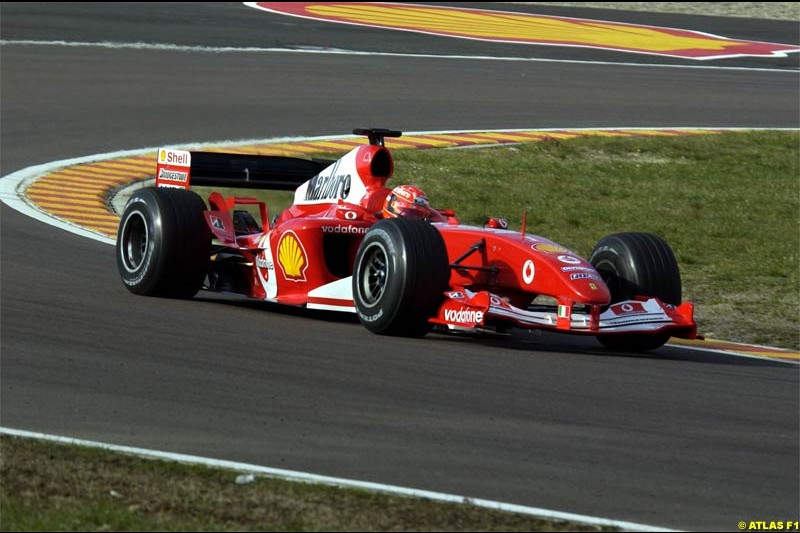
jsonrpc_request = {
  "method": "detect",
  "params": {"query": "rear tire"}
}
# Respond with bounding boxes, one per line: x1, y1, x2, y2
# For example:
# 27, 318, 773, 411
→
353, 218, 449, 337
589, 232, 681, 351
116, 187, 210, 298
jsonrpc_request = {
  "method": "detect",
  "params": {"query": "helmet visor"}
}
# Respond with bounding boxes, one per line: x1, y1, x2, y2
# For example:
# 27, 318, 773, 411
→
387, 200, 431, 220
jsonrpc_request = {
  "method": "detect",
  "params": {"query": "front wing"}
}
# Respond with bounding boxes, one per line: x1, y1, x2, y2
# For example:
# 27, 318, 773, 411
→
431, 289, 697, 339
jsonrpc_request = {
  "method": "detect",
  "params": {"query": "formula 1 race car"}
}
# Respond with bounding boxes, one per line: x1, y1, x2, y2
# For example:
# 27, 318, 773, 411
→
116, 128, 696, 351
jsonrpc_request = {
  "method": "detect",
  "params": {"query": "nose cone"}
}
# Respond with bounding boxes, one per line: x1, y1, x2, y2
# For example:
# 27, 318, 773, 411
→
527, 243, 610, 304
571, 276, 611, 304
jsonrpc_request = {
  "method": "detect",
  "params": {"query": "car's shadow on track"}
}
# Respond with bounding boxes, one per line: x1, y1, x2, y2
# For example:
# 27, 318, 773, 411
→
426, 329, 795, 367
194, 293, 794, 368
193, 293, 361, 323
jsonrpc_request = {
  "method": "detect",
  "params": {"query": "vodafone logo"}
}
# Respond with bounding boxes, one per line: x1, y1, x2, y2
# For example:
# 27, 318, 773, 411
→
322, 225, 367, 234
444, 307, 484, 324
611, 302, 647, 315
522, 260, 535, 285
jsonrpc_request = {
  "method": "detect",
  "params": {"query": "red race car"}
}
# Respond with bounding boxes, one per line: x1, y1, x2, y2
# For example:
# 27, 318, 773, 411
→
116, 128, 696, 351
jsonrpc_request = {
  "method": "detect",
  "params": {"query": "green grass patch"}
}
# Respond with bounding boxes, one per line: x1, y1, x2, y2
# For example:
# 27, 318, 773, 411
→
0, 436, 613, 532
195, 131, 799, 349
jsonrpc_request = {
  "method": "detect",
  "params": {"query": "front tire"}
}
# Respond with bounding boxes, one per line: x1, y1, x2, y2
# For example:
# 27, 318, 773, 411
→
116, 187, 210, 298
589, 232, 681, 351
353, 218, 449, 337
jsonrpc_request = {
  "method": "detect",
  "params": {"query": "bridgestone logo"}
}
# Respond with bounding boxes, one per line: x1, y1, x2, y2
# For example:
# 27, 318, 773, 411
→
359, 309, 383, 322
158, 169, 188, 182
444, 308, 484, 324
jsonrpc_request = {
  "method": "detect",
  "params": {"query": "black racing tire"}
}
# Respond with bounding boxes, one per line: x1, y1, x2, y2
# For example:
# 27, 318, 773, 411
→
353, 218, 450, 337
589, 232, 681, 351
116, 187, 211, 298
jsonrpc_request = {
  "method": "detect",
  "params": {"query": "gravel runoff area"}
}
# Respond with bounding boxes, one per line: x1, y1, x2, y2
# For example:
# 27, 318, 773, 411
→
514, 3, 800, 21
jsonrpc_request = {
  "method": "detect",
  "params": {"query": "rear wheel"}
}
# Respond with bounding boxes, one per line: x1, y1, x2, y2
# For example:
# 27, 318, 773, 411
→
589, 232, 681, 351
353, 218, 449, 337
116, 187, 210, 298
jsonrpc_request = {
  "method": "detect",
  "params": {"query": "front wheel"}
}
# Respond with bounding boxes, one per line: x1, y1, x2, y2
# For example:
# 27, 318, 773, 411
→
352, 218, 449, 337
116, 187, 210, 298
589, 232, 681, 351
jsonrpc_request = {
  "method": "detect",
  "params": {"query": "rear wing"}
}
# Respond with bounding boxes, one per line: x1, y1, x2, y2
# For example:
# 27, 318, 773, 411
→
155, 148, 335, 191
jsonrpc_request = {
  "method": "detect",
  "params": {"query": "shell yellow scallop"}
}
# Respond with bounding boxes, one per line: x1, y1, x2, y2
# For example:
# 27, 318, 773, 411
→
278, 232, 307, 281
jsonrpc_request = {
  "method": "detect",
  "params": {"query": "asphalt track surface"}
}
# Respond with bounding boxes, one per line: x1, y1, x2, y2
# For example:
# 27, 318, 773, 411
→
1, 3, 798, 531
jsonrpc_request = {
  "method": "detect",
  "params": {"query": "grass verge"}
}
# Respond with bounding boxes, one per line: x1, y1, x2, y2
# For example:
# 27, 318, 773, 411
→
198, 131, 799, 350
0, 436, 614, 532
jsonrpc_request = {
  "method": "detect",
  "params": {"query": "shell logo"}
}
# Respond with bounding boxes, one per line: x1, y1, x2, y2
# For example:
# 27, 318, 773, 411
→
158, 149, 166, 163
278, 231, 308, 282
533, 243, 569, 254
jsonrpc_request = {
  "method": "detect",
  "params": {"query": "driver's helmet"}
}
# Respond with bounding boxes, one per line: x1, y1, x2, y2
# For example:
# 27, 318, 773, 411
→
382, 185, 433, 220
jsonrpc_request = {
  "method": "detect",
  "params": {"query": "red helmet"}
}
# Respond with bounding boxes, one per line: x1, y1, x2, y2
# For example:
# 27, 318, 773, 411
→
382, 185, 433, 220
